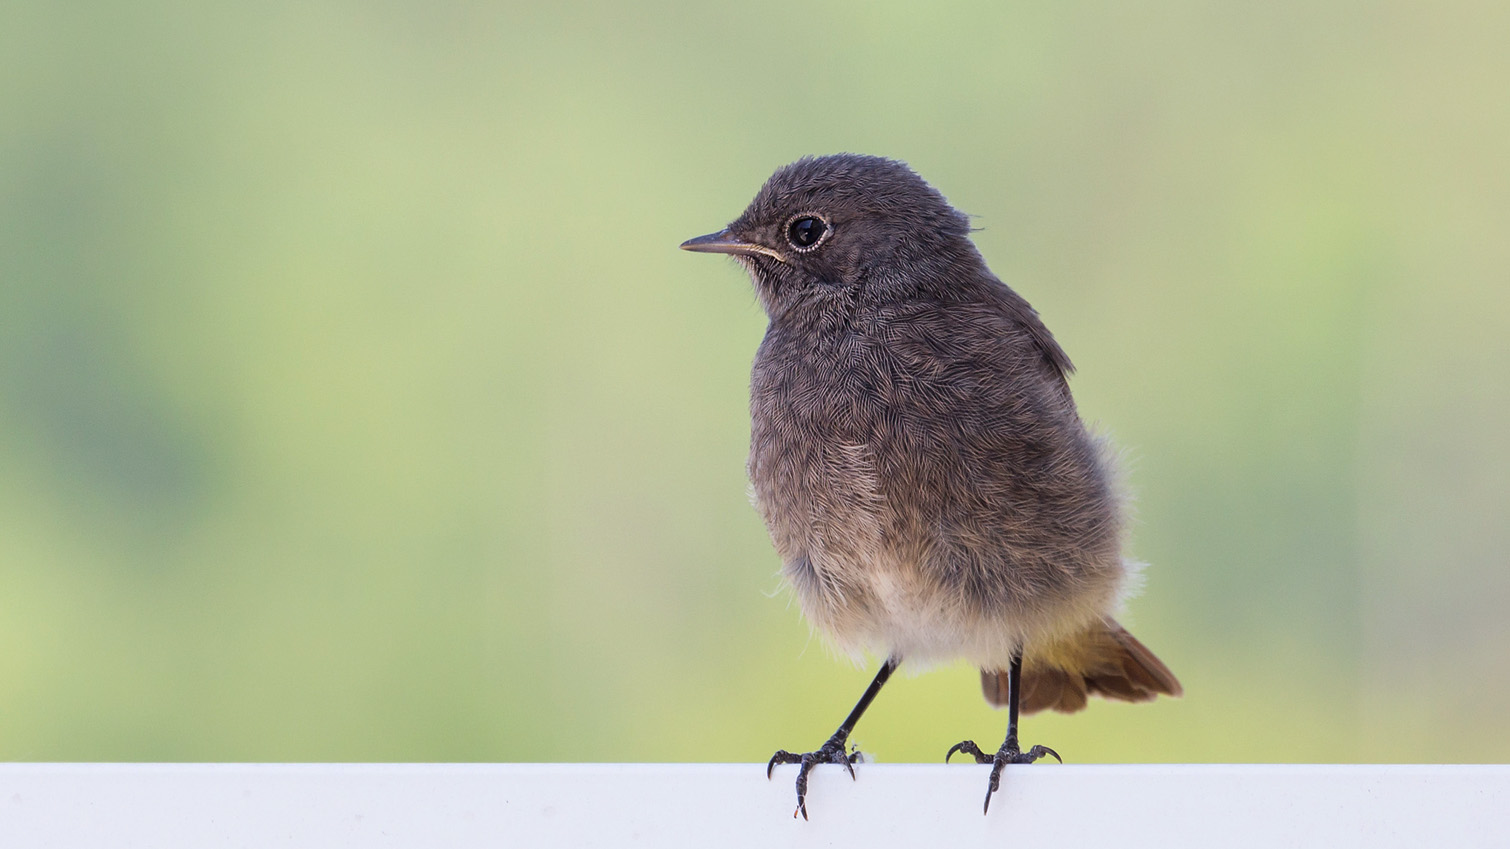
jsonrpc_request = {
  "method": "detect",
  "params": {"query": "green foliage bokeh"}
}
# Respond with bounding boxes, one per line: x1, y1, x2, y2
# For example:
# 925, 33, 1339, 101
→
2, 0, 1507, 763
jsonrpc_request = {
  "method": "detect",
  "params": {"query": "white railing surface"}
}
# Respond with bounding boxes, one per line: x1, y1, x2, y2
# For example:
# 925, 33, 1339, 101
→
1, 763, 1506, 847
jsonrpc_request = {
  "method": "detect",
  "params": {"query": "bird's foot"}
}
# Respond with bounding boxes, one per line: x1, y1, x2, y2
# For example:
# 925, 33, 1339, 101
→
945, 738, 1061, 813
766, 736, 862, 820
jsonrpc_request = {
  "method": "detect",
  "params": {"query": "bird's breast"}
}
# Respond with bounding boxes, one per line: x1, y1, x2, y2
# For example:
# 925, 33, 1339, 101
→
743, 307, 1126, 662
747, 322, 895, 555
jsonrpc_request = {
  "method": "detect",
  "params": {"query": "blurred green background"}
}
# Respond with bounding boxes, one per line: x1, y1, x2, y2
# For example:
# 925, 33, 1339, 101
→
2, 0, 1506, 764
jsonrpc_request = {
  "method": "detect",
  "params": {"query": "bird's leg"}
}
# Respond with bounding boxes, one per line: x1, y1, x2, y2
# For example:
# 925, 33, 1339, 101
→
768, 656, 899, 820
945, 649, 1062, 814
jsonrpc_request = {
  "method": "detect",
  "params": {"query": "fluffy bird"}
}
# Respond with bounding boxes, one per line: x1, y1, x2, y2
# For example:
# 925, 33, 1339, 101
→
681, 154, 1181, 818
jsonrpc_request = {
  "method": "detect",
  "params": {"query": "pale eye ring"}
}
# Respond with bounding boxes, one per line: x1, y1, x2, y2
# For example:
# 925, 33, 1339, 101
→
785, 214, 830, 251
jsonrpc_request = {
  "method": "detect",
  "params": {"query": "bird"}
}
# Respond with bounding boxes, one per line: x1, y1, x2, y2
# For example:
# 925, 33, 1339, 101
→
680, 154, 1181, 819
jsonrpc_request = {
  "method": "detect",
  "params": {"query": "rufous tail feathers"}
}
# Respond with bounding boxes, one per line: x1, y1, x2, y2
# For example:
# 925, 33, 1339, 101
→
981, 619, 1182, 714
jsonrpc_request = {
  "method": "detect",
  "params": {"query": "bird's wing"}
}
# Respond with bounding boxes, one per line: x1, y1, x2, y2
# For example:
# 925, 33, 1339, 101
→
991, 284, 1075, 380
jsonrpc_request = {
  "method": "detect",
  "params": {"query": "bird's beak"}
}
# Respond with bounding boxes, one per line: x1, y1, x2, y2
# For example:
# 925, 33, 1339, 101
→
679, 229, 784, 262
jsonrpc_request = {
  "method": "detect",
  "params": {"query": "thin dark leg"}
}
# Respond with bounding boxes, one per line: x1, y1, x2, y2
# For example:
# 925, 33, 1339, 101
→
768, 656, 899, 820
1003, 650, 1024, 752
945, 650, 1061, 813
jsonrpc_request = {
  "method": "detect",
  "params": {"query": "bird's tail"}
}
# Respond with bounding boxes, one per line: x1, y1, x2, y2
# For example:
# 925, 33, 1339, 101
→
980, 619, 1182, 714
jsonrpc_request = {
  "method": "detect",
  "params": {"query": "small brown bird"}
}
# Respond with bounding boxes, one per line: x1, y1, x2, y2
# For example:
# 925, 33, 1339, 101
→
681, 154, 1180, 818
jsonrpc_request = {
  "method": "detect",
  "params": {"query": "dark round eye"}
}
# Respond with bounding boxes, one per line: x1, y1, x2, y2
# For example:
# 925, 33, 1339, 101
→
786, 216, 827, 249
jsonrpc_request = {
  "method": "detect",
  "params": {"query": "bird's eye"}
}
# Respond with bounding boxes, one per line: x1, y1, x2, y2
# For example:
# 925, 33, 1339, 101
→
786, 216, 828, 250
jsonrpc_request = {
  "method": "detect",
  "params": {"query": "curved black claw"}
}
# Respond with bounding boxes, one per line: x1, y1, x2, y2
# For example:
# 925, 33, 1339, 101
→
979, 744, 1062, 814
945, 740, 993, 764
766, 739, 861, 820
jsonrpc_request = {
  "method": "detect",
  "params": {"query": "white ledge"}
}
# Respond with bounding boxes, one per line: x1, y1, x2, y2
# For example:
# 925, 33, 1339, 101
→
2, 763, 1506, 847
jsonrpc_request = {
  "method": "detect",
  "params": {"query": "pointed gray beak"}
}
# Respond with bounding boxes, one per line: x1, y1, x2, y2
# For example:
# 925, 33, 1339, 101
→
679, 229, 784, 261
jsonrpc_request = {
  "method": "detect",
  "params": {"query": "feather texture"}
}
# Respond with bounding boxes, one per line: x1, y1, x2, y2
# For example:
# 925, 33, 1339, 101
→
982, 619, 1183, 714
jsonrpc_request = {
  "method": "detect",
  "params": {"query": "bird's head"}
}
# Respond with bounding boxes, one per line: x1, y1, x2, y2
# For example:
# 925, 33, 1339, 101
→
681, 154, 977, 318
